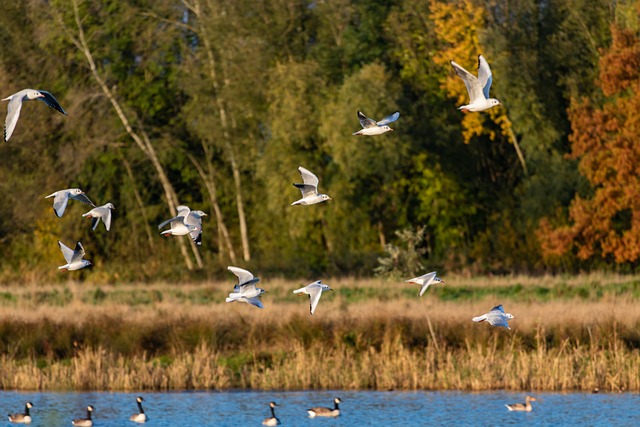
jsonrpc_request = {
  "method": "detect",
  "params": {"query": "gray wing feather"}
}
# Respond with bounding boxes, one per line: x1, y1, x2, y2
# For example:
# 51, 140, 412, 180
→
104, 208, 112, 231
308, 287, 323, 315
491, 304, 505, 313
38, 91, 67, 115
228, 266, 258, 287
71, 193, 95, 207
245, 297, 264, 309
298, 167, 319, 187
91, 216, 101, 231
185, 213, 202, 244
4, 95, 24, 142
58, 241, 74, 263
52, 192, 70, 218
376, 111, 400, 126
477, 55, 493, 99
357, 111, 377, 128
70, 242, 85, 263
294, 183, 317, 198
451, 60, 485, 103
157, 215, 181, 229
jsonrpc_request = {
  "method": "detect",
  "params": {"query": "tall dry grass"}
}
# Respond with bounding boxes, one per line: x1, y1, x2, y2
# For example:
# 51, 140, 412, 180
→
0, 274, 637, 391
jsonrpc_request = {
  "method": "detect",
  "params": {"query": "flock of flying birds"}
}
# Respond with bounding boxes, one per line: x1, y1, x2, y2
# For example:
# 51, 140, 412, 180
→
1, 55, 535, 425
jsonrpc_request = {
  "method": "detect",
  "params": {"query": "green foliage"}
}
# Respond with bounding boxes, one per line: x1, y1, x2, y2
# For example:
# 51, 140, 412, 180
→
0, 0, 631, 280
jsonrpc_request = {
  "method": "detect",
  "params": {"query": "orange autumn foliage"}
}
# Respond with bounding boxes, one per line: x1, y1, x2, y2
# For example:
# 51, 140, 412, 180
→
539, 26, 640, 263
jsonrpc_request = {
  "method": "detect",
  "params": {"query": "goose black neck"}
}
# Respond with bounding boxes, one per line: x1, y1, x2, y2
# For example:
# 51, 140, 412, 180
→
334, 401, 340, 410
24, 405, 30, 416
86, 409, 92, 421
137, 401, 145, 414
270, 406, 276, 418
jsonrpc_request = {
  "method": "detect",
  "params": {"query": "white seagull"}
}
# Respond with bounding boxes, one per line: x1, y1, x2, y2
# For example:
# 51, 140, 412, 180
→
352, 110, 399, 136
405, 271, 444, 296
291, 166, 331, 206
472, 304, 514, 329
2, 89, 67, 141
58, 241, 92, 272
185, 208, 207, 245
157, 205, 201, 238
82, 203, 115, 231
225, 266, 267, 308
45, 188, 95, 218
293, 280, 332, 315
450, 55, 500, 112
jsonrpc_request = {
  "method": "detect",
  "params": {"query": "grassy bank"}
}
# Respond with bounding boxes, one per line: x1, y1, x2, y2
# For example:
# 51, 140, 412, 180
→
0, 274, 638, 391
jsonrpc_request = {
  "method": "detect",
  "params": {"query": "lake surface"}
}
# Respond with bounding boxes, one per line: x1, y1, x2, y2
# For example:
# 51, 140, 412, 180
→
0, 390, 637, 426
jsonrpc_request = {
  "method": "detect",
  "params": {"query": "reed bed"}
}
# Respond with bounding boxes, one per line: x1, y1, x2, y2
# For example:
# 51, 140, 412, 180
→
0, 274, 638, 391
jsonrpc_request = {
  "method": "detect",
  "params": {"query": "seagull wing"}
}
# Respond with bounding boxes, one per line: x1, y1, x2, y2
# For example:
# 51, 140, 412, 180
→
357, 111, 377, 129
450, 60, 485, 103
228, 266, 257, 287
51, 192, 70, 218
157, 215, 181, 229
295, 167, 319, 198
37, 91, 68, 115
71, 192, 96, 207
70, 241, 85, 263
376, 111, 400, 126
58, 241, 75, 263
245, 297, 264, 309
487, 313, 510, 328
185, 212, 203, 245
91, 216, 101, 231
477, 55, 493, 99
491, 304, 505, 313
307, 286, 324, 315
4, 95, 25, 142
103, 207, 112, 231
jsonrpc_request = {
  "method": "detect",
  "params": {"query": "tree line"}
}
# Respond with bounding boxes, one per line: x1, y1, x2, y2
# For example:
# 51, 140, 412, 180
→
0, 0, 635, 282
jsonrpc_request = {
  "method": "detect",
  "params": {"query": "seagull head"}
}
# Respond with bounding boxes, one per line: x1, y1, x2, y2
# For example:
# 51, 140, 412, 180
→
505, 313, 514, 320
382, 125, 393, 132
321, 194, 332, 201
70, 188, 85, 196
106, 203, 115, 210
27, 90, 44, 100
489, 98, 501, 107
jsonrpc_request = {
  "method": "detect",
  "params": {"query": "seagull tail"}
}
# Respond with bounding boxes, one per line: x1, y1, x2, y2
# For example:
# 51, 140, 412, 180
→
292, 288, 305, 294
472, 315, 487, 323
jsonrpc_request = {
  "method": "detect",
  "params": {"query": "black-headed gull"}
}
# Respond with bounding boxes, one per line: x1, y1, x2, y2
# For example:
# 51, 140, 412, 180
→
291, 166, 331, 206
184, 208, 207, 245
293, 280, 332, 315
8, 402, 33, 424
72, 405, 94, 427
505, 396, 536, 412
129, 396, 147, 423
58, 241, 92, 272
450, 55, 500, 112
352, 111, 399, 136
82, 203, 115, 231
262, 402, 280, 426
157, 205, 201, 238
2, 89, 67, 142
307, 397, 342, 418
46, 188, 95, 218
405, 271, 444, 296
472, 304, 514, 329
225, 266, 267, 308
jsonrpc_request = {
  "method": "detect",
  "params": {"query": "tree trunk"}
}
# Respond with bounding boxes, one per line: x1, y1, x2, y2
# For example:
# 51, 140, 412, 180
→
66, 0, 195, 270
188, 0, 252, 261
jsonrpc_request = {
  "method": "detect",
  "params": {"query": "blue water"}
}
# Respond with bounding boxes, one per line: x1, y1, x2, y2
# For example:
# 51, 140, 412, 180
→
0, 390, 637, 426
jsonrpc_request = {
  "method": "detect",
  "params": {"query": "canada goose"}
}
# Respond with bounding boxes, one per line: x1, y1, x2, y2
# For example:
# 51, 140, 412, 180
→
262, 401, 280, 426
72, 405, 94, 427
129, 396, 147, 423
307, 397, 342, 418
505, 396, 536, 412
8, 401, 33, 424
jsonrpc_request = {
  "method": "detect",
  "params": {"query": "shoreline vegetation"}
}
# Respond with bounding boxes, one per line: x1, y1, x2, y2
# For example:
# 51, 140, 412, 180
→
0, 274, 638, 392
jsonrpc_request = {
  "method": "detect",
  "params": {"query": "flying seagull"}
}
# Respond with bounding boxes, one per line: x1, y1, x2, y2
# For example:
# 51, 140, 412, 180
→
291, 166, 331, 206
58, 241, 92, 272
45, 188, 95, 218
82, 203, 115, 231
157, 205, 201, 238
2, 89, 67, 141
184, 208, 207, 245
505, 396, 537, 412
225, 266, 267, 308
472, 304, 514, 329
293, 280, 332, 315
352, 110, 399, 136
405, 271, 444, 296
450, 55, 500, 112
